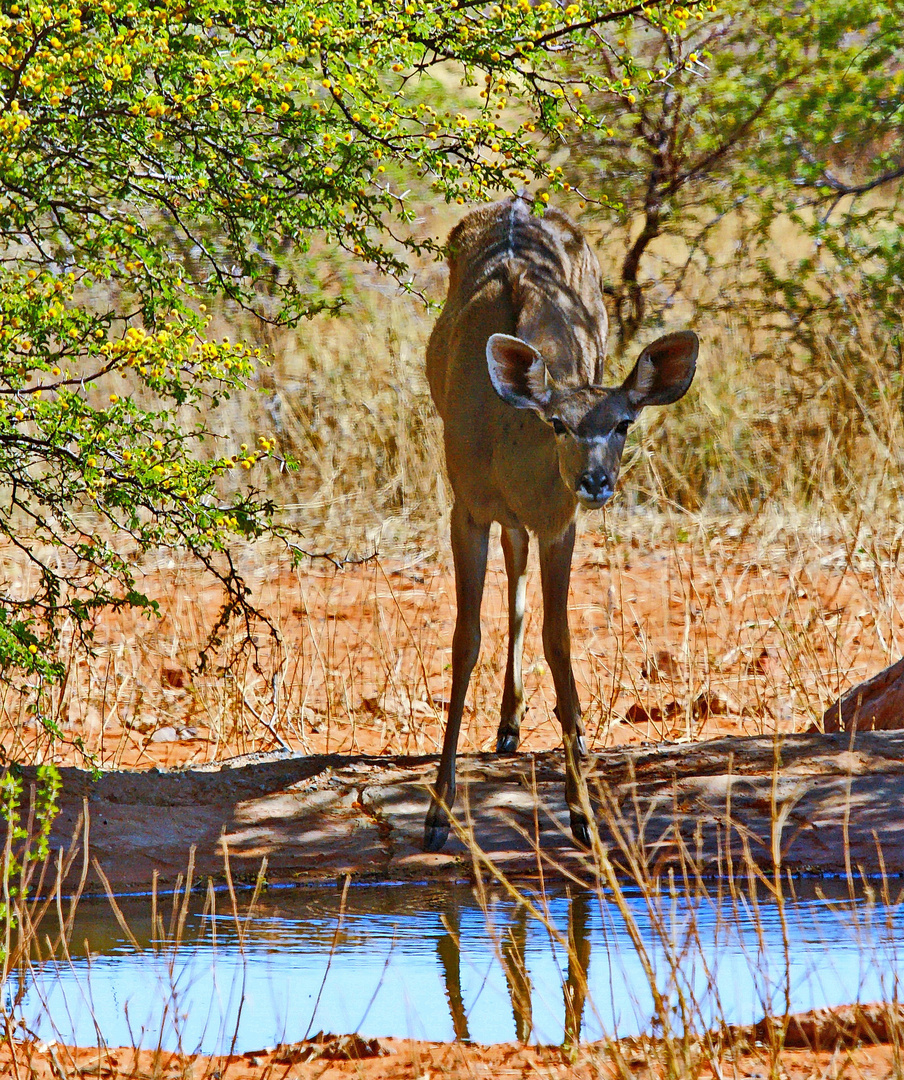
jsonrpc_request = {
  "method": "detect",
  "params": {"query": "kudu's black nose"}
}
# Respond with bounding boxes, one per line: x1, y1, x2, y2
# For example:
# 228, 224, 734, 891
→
577, 471, 613, 503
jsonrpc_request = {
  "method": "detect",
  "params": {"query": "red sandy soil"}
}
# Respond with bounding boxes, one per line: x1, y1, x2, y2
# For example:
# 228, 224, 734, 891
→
3, 527, 899, 773
7, 1005, 904, 1080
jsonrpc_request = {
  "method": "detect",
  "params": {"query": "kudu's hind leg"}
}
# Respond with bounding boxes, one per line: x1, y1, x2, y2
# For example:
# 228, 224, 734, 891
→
424, 502, 489, 852
497, 524, 529, 753
538, 522, 591, 847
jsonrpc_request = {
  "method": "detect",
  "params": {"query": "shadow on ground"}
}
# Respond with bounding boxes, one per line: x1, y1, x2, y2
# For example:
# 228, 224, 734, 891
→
16, 730, 904, 893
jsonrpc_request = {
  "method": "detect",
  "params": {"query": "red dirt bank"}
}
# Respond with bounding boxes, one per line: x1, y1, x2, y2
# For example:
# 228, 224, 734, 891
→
8, 1005, 904, 1080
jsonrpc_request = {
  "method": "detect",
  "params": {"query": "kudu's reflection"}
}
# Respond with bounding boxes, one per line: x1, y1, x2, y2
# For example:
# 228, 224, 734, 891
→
501, 902, 532, 1042
563, 890, 591, 1047
437, 918, 472, 1042
437, 889, 592, 1045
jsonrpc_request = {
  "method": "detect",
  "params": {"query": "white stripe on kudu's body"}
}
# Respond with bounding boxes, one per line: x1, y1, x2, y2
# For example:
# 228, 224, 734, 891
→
424, 196, 698, 852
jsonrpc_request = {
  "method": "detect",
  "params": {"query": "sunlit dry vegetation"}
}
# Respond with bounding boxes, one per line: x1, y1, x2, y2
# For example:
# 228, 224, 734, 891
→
3, 0, 904, 1072
4, 209, 904, 771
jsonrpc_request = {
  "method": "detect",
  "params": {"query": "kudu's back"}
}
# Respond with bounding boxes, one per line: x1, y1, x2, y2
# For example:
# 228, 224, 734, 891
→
426, 196, 609, 540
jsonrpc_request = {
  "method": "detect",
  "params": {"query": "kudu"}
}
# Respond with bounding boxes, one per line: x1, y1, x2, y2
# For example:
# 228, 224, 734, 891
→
424, 196, 698, 852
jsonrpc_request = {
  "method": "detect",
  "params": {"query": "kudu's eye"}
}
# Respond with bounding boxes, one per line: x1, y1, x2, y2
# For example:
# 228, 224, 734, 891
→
615, 419, 631, 437
550, 417, 568, 436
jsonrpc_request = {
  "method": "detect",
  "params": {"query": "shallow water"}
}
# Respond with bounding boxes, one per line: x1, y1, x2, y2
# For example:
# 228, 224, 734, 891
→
9, 879, 904, 1054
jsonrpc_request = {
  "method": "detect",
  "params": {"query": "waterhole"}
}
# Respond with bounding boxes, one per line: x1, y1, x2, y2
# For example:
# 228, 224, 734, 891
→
9, 880, 904, 1053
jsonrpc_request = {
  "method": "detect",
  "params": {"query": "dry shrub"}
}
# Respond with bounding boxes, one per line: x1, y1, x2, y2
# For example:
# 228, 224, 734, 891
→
613, 306, 904, 522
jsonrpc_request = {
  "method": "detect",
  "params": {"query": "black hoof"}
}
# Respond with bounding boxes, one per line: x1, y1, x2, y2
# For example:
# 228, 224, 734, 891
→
570, 812, 591, 849
496, 730, 519, 753
423, 820, 450, 853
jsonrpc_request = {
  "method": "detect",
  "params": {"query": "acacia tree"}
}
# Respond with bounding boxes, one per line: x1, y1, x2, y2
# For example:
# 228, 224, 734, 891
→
561, 0, 904, 347
0, 0, 699, 721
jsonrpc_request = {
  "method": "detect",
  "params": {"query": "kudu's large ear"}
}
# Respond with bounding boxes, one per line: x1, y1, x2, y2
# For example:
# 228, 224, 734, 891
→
486, 333, 553, 411
624, 330, 698, 408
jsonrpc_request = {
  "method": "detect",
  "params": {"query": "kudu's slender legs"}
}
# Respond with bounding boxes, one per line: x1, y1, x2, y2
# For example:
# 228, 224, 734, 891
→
497, 524, 529, 753
539, 522, 591, 846
425, 510, 591, 852
424, 501, 489, 852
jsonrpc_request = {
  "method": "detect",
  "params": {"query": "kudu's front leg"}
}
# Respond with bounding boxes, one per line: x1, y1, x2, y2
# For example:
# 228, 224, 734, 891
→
424, 502, 489, 852
497, 524, 529, 753
539, 522, 591, 848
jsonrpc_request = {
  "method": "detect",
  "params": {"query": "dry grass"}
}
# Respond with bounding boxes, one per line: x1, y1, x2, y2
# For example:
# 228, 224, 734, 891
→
2, 506, 902, 771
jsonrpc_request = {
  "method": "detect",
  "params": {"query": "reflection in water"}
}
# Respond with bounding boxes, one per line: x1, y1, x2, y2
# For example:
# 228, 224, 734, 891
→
437, 905, 471, 1042
438, 897, 536, 1044
501, 903, 532, 1043
437, 892, 591, 1046
564, 890, 591, 1047
9, 880, 904, 1055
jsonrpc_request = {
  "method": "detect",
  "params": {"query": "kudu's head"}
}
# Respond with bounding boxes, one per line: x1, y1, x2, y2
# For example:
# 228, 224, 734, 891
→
486, 330, 698, 509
